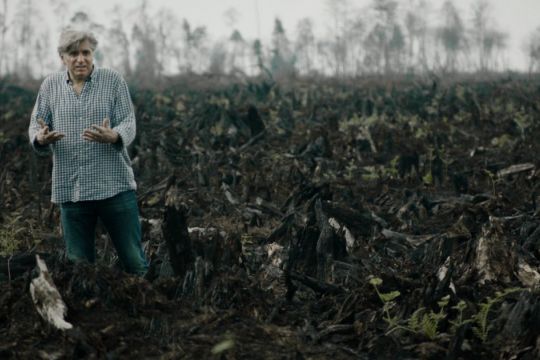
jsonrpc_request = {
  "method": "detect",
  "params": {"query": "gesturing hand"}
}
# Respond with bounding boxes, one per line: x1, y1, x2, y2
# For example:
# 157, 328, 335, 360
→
36, 118, 65, 145
82, 118, 119, 144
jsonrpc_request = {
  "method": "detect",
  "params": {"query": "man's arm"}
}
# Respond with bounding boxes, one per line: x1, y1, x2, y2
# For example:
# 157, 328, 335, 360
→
28, 87, 54, 156
110, 77, 136, 150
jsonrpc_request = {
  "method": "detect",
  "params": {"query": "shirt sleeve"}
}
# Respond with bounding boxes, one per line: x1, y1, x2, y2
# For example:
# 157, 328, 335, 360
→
28, 82, 52, 156
111, 76, 136, 151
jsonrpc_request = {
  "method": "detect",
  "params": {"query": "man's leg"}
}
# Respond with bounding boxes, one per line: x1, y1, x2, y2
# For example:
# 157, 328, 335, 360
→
60, 201, 98, 263
98, 190, 148, 275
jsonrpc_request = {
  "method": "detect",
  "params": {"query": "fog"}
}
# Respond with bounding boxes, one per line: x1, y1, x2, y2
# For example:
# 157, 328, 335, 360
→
1, 0, 540, 81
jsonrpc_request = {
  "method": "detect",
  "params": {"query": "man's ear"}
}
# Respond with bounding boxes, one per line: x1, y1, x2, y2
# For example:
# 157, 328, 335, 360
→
60, 54, 67, 66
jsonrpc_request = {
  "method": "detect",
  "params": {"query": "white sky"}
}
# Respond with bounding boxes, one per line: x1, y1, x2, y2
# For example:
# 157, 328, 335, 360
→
68, 0, 540, 70
27, 0, 540, 71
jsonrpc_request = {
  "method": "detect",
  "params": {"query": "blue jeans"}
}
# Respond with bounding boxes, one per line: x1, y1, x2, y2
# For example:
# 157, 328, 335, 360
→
60, 190, 148, 275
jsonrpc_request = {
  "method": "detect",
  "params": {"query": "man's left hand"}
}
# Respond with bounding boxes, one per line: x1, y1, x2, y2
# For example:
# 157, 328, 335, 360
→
82, 118, 119, 144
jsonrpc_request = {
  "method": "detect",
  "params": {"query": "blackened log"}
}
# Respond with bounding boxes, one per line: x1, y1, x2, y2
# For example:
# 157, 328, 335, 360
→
162, 201, 193, 277
244, 105, 265, 136
289, 271, 344, 295
315, 198, 339, 281
499, 290, 540, 342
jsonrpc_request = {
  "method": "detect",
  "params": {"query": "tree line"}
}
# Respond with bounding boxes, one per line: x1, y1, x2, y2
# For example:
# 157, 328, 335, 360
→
1, 0, 540, 83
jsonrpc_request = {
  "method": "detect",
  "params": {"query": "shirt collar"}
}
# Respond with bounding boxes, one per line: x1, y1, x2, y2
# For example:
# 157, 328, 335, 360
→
65, 65, 96, 84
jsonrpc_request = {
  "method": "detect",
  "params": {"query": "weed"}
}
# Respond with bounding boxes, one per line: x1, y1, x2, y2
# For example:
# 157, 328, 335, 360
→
472, 287, 523, 342
369, 277, 401, 329
0, 213, 24, 256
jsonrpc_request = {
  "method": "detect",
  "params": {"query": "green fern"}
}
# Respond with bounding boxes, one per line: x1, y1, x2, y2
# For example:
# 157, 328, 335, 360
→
449, 300, 473, 334
0, 213, 24, 256
472, 287, 523, 342
369, 277, 401, 330
407, 307, 425, 332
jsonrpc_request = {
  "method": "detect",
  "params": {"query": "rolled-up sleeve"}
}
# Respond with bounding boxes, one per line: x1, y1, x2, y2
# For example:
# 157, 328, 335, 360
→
28, 83, 52, 156
111, 78, 136, 150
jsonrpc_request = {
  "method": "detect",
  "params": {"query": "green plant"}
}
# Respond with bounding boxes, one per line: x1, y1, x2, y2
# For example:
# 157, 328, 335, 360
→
472, 287, 523, 342
369, 277, 401, 329
483, 169, 497, 196
395, 295, 450, 340
0, 213, 24, 256
370, 277, 453, 339
449, 300, 473, 334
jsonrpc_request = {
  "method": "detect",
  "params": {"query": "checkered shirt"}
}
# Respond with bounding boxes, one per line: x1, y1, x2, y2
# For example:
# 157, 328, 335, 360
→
28, 67, 137, 204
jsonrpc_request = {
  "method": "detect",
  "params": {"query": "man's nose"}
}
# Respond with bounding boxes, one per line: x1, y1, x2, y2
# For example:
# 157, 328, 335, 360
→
76, 53, 85, 62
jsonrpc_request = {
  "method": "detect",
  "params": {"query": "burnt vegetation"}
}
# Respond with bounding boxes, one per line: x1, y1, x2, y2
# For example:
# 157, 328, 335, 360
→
1, 74, 540, 359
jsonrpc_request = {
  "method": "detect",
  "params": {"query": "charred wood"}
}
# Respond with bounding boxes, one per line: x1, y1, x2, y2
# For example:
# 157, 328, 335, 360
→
162, 199, 193, 278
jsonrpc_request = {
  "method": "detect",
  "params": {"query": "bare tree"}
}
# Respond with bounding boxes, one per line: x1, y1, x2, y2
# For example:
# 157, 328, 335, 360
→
436, 0, 466, 73
525, 26, 540, 74
469, 0, 507, 72
179, 19, 207, 73
325, 0, 351, 76
366, 0, 401, 75
0, 0, 8, 76
102, 5, 132, 76
347, 18, 365, 76
295, 18, 316, 75
404, 0, 429, 72
252, 39, 265, 75
270, 18, 295, 78
131, 1, 160, 85
228, 29, 247, 74
13, 0, 44, 79
154, 8, 181, 77
208, 42, 227, 75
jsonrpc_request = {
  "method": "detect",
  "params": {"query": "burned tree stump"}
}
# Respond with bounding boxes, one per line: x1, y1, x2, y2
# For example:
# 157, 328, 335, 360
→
162, 198, 193, 278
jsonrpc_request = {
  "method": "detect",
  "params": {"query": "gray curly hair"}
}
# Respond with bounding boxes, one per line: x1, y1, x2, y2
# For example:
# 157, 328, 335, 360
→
57, 29, 98, 56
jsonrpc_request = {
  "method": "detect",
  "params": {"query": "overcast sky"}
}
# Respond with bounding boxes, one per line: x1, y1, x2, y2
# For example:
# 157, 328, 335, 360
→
11, 0, 539, 73
57, 0, 539, 71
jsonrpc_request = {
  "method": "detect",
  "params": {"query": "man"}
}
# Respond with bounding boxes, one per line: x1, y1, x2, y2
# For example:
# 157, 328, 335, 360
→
28, 29, 148, 275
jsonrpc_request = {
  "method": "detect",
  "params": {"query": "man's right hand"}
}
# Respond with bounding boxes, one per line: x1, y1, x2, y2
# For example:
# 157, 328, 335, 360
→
36, 118, 65, 145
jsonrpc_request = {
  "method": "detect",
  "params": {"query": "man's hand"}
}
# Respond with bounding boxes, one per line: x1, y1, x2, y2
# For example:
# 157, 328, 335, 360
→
82, 118, 119, 144
36, 118, 65, 145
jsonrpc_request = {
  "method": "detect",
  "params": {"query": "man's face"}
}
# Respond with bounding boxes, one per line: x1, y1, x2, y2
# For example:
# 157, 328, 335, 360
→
62, 40, 94, 81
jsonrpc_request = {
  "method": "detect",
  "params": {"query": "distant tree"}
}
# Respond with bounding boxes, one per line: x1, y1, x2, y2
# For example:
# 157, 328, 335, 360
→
470, 0, 508, 72
270, 18, 295, 78
295, 18, 316, 74
436, 0, 466, 73
404, 0, 430, 72
131, 1, 160, 85
35, 29, 52, 78
179, 19, 207, 73
526, 26, 540, 73
13, 0, 42, 79
208, 42, 227, 74
0, 0, 8, 76
389, 24, 405, 71
347, 19, 365, 76
228, 29, 247, 73
325, 0, 351, 76
365, 0, 402, 74
102, 6, 132, 76
363, 23, 386, 74
155, 8, 181, 77
252, 39, 265, 75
